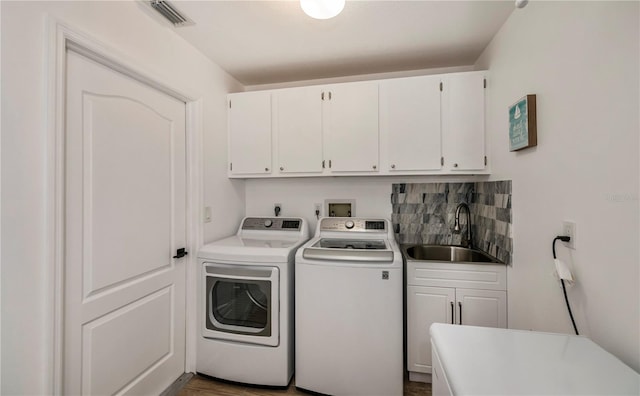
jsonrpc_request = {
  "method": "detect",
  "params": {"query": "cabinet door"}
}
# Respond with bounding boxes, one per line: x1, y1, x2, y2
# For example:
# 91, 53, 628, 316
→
275, 86, 323, 173
380, 76, 442, 172
323, 82, 379, 172
455, 288, 507, 328
407, 286, 455, 374
228, 91, 272, 175
442, 72, 486, 171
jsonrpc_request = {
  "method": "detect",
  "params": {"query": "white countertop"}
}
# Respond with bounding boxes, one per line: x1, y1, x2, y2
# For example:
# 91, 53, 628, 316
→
430, 323, 640, 395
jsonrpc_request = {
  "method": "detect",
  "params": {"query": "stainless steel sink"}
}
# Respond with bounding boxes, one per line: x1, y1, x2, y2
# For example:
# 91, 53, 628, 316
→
402, 244, 502, 264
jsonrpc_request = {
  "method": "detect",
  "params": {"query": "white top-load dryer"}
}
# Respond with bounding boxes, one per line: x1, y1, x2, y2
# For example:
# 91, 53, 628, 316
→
197, 217, 308, 386
295, 217, 403, 396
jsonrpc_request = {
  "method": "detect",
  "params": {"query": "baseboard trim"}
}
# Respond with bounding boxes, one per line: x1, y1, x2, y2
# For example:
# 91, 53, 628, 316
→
160, 372, 194, 396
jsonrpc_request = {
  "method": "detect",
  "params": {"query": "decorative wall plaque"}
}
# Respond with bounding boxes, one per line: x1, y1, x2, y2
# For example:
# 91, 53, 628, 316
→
509, 94, 537, 151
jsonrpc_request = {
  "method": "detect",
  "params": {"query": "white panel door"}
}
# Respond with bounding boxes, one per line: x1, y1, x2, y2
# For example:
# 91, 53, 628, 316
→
407, 286, 455, 374
275, 86, 323, 173
380, 76, 442, 172
65, 50, 186, 395
442, 72, 486, 171
323, 82, 379, 173
228, 91, 272, 175
455, 288, 507, 328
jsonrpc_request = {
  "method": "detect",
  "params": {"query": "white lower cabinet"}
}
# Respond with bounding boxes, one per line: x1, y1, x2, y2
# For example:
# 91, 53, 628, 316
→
406, 261, 507, 382
407, 286, 455, 378
455, 288, 507, 328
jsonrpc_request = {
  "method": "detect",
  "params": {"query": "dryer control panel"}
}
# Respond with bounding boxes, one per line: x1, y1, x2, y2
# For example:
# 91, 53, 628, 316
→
242, 217, 302, 231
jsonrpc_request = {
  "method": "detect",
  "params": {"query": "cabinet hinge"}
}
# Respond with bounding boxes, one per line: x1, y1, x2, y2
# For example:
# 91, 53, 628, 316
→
229, 100, 231, 108
439, 82, 443, 92
483, 79, 487, 89
230, 162, 232, 171
441, 157, 444, 166
322, 160, 325, 169
484, 156, 487, 166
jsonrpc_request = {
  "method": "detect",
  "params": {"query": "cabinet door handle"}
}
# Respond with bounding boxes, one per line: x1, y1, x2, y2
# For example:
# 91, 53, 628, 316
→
265, 167, 269, 172
450, 302, 454, 324
372, 165, 377, 170
458, 301, 463, 325
453, 163, 459, 168
280, 166, 284, 171
391, 164, 396, 169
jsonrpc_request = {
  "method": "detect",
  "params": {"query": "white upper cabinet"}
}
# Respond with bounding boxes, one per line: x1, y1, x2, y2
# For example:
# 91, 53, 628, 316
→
274, 86, 323, 173
380, 75, 442, 172
227, 71, 488, 178
441, 72, 486, 171
228, 91, 272, 175
323, 81, 379, 173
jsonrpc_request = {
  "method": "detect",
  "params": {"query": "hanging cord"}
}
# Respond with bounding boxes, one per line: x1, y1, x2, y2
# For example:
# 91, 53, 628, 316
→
553, 236, 579, 335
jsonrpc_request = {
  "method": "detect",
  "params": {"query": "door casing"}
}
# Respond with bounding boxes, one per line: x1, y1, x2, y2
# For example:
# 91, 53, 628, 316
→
46, 18, 203, 394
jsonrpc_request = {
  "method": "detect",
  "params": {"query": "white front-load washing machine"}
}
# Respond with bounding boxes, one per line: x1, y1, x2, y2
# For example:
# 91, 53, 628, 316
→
196, 217, 308, 386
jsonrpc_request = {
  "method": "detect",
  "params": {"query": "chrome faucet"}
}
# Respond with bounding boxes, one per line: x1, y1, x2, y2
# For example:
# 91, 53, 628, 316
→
453, 203, 473, 249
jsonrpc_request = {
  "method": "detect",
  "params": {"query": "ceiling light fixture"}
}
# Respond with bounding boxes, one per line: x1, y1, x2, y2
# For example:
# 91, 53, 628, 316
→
300, 0, 345, 20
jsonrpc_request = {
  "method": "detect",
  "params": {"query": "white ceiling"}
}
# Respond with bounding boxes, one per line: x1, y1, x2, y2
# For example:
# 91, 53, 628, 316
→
167, 1, 515, 86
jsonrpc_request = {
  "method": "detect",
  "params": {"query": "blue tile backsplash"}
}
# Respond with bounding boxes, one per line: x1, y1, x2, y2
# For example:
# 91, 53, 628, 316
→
391, 181, 512, 264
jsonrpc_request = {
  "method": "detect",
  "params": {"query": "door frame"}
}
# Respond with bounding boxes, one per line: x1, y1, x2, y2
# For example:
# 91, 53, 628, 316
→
45, 18, 203, 394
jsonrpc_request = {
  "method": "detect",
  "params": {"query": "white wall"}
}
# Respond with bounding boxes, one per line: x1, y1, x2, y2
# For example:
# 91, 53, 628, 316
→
243, 65, 474, 91
245, 175, 485, 232
475, 1, 639, 371
1, 1, 243, 394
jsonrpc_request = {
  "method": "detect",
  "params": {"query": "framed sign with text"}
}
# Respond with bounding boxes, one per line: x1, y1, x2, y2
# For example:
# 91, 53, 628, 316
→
509, 94, 537, 151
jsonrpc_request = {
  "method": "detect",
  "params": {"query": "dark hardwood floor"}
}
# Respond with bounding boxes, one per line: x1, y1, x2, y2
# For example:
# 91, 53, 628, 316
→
178, 374, 431, 396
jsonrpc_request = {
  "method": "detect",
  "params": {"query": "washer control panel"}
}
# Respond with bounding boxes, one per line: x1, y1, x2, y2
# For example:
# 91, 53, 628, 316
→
242, 217, 302, 231
320, 218, 387, 232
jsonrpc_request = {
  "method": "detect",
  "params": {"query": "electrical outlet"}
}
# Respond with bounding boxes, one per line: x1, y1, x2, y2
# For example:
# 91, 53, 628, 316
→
314, 203, 322, 216
274, 203, 282, 216
204, 206, 212, 223
562, 221, 576, 249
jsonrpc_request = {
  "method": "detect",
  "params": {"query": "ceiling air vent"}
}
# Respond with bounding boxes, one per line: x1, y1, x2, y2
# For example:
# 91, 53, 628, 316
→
149, 0, 194, 27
